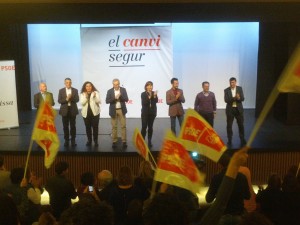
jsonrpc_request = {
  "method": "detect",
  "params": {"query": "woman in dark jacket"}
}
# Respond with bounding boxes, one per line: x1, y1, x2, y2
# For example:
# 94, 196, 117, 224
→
141, 81, 158, 148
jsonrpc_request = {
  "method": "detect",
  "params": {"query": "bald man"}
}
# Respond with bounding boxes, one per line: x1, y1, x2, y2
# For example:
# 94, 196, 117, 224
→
34, 82, 55, 109
97, 170, 115, 202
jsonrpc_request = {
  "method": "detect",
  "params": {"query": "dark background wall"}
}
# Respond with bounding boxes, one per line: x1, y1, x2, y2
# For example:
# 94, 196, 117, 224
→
0, 3, 300, 123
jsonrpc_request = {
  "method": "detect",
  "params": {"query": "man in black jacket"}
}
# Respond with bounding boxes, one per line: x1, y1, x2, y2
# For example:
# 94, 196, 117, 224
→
45, 161, 77, 220
224, 77, 246, 146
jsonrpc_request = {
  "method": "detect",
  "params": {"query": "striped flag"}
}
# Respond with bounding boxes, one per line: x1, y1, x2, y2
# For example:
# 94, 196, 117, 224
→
132, 128, 149, 161
32, 102, 60, 168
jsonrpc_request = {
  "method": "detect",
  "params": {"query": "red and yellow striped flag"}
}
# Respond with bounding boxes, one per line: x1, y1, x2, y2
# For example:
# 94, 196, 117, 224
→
132, 128, 149, 161
154, 130, 204, 194
32, 102, 60, 168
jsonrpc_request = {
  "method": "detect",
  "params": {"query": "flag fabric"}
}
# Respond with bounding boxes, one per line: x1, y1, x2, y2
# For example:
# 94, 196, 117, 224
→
154, 130, 204, 194
132, 128, 149, 161
179, 109, 227, 162
32, 102, 60, 168
277, 43, 300, 93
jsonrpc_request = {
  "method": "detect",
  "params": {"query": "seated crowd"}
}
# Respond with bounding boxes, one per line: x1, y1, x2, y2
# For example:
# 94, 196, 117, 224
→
0, 150, 299, 225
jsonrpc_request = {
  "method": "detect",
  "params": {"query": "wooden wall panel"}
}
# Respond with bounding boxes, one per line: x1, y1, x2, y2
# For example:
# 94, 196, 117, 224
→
2, 151, 299, 187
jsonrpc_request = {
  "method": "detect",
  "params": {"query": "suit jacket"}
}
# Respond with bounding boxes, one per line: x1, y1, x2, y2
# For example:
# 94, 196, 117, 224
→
166, 88, 185, 117
34, 92, 55, 109
80, 91, 101, 118
58, 87, 79, 117
141, 91, 158, 116
105, 87, 128, 117
224, 86, 244, 115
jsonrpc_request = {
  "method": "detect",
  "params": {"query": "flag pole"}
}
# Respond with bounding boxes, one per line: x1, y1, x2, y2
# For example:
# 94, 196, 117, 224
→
246, 88, 279, 147
148, 150, 158, 168
24, 139, 34, 178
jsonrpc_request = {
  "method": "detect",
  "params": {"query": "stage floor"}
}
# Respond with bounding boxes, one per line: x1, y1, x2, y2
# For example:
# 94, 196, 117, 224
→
1, 109, 300, 153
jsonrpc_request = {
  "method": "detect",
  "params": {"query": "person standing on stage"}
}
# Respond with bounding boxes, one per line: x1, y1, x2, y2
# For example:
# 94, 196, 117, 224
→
194, 81, 217, 127
80, 81, 101, 147
166, 78, 185, 135
224, 77, 246, 146
106, 78, 129, 148
33, 82, 55, 109
141, 81, 158, 148
58, 78, 79, 147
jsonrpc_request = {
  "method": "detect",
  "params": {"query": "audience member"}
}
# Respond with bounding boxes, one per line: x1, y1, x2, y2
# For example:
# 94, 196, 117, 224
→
256, 173, 282, 225
32, 212, 57, 225
134, 160, 154, 201
59, 200, 114, 225
239, 212, 274, 225
0, 155, 11, 191
206, 152, 250, 225
0, 192, 21, 225
107, 166, 143, 225
3, 167, 30, 225
143, 192, 189, 225
97, 169, 116, 202
239, 165, 257, 212
45, 161, 77, 220
27, 171, 43, 225
280, 173, 300, 225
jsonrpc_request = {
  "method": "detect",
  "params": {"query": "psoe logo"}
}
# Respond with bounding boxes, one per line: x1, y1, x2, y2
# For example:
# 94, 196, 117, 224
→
1, 65, 15, 71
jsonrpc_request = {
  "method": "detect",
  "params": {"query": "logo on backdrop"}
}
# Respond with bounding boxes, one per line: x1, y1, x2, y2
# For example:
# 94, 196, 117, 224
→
108, 35, 161, 67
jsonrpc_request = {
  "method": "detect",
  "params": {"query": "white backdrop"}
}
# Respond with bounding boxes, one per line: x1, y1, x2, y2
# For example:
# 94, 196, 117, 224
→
0, 60, 19, 129
28, 23, 259, 118
81, 26, 172, 117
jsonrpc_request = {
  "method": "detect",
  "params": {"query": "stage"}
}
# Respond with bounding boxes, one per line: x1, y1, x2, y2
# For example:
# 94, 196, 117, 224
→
1, 109, 300, 153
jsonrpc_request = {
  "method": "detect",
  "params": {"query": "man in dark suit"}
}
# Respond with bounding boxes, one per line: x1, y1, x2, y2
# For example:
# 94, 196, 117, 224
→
33, 82, 55, 109
58, 78, 79, 147
106, 78, 129, 148
166, 78, 185, 135
224, 77, 246, 146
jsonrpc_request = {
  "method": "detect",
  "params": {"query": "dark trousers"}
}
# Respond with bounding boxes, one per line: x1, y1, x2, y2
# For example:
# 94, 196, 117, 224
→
199, 112, 214, 127
83, 114, 100, 142
141, 113, 156, 141
226, 107, 244, 140
62, 108, 76, 142
170, 115, 183, 135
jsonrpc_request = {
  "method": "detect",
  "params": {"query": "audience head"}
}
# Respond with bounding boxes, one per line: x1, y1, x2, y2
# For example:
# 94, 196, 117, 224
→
143, 192, 189, 225
0, 193, 21, 225
10, 167, 25, 185
59, 200, 114, 225
266, 173, 281, 190
80, 172, 95, 186
282, 174, 299, 192
117, 166, 134, 186
55, 161, 69, 175
138, 160, 153, 178
97, 170, 113, 189
239, 211, 274, 225
0, 155, 4, 168
38, 212, 57, 225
